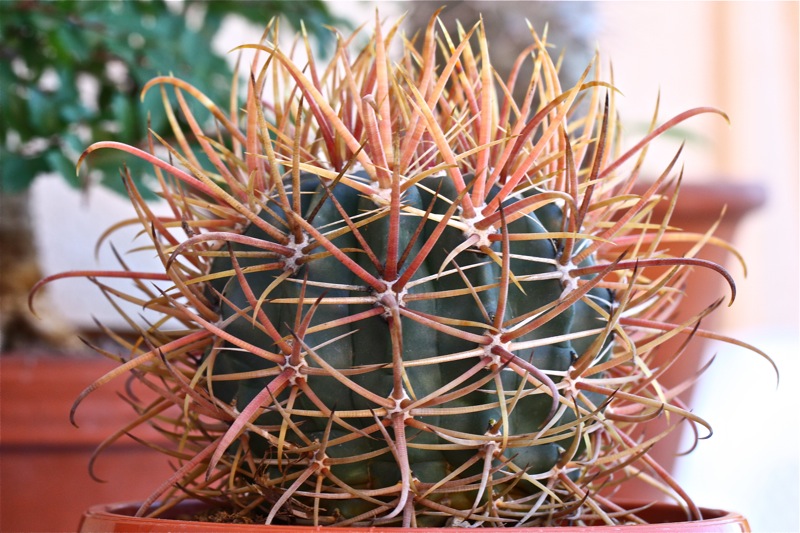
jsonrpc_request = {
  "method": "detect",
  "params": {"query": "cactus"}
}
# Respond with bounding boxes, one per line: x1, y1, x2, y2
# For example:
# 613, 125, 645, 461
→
33, 12, 772, 528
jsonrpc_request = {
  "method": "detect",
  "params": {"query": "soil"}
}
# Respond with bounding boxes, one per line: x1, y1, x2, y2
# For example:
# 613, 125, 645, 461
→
188, 508, 270, 524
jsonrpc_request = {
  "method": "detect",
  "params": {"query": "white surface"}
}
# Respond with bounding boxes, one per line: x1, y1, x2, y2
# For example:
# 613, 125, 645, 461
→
31, 174, 174, 331
673, 329, 800, 532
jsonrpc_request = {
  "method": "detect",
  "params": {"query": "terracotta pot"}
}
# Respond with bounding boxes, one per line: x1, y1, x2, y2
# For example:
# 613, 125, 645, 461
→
77, 499, 750, 532
0, 353, 176, 532
611, 181, 765, 502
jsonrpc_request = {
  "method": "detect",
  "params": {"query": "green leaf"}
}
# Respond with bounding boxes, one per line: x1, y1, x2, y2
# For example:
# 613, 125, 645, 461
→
111, 93, 137, 142
44, 148, 81, 188
63, 131, 82, 151
54, 67, 79, 103
26, 88, 59, 135
52, 25, 91, 63
0, 150, 48, 193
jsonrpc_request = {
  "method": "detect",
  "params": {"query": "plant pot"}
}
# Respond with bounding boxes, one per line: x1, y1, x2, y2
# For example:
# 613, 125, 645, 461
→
612, 181, 766, 502
0, 353, 176, 532
77, 499, 750, 532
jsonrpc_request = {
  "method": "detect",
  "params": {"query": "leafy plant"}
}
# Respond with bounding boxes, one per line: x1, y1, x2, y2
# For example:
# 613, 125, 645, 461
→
33, 12, 772, 528
0, 0, 342, 352
0, 0, 341, 195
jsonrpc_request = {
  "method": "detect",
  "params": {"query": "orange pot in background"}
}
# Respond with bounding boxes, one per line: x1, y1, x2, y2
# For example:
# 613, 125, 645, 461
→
0, 354, 175, 532
612, 181, 765, 503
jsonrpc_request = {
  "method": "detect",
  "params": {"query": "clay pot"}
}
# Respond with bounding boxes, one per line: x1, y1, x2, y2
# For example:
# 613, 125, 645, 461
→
0, 354, 176, 532
612, 181, 765, 502
77, 499, 750, 532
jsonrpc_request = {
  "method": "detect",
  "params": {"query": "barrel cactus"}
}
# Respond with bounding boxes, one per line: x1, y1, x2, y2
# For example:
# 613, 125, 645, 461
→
34, 12, 770, 528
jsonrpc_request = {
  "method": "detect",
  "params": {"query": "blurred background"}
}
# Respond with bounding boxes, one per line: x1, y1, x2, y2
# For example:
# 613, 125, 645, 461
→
2, 1, 797, 531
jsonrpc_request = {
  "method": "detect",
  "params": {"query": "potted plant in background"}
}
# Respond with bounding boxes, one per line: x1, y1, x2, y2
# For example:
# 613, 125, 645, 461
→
31, 10, 773, 530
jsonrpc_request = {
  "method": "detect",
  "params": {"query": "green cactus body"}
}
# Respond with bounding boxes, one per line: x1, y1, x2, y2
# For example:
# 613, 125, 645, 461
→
208, 171, 613, 522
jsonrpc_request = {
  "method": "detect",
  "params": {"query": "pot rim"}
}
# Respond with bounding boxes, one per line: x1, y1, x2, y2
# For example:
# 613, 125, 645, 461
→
78, 499, 750, 532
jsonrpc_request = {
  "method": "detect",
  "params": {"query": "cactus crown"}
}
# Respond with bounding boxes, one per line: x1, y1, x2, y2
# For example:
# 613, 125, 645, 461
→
34, 11, 772, 528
